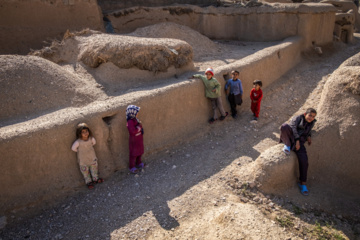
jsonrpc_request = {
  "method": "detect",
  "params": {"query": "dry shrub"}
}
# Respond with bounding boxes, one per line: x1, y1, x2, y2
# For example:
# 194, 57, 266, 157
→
343, 74, 360, 95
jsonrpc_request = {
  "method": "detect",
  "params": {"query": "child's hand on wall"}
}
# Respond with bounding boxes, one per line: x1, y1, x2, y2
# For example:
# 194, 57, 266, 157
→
307, 137, 312, 146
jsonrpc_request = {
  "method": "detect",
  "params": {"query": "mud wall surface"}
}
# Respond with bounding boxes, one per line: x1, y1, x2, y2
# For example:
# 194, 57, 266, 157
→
248, 52, 360, 200
0, 2, 335, 55
312, 55, 360, 196
0, 0, 104, 55
98, 0, 217, 13
0, 37, 302, 215
108, 4, 336, 49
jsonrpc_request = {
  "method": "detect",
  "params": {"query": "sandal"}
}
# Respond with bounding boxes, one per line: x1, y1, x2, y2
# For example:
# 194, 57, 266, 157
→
297, 183, 309, 196
283, 145, 290, 155
136, 163, 146, 169
208, 118, 217, 124
129, 167, 139, 174
87, 182, 95, 190
219, 112, 229, 121
95, 178, 104, 184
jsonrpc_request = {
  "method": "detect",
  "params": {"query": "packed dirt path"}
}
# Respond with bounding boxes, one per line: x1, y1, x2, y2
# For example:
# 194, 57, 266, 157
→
1, 38, 360, 240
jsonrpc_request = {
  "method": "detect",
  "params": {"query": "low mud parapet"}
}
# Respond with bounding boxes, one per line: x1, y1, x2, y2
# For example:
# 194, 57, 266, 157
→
0, 36, 302, 215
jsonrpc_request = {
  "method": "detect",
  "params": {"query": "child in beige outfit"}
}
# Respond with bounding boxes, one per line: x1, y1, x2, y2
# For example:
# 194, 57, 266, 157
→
71, 123, 104, 189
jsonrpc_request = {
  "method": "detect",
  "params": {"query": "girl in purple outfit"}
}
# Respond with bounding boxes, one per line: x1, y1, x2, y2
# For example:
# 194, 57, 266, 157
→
126, 105, 145, 174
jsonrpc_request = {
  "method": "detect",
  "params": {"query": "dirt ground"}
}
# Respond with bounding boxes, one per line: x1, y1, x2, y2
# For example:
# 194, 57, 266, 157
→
1, 33, 360, 240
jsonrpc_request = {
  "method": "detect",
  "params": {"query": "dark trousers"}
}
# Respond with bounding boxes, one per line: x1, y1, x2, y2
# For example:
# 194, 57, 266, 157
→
129, 155, 142, 169
296, 142, 309, 183
228, 94, 237, 116
280, 124, 309, 183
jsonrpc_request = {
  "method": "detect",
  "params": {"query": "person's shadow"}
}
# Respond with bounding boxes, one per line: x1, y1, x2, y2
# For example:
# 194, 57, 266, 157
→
152, 203, 180, 230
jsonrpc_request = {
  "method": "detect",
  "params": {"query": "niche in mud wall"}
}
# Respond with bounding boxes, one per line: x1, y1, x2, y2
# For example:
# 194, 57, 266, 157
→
102, 115, 116, 126
223, 73, 230, 82
101, 114, 117, 152
334, 24, 354, 43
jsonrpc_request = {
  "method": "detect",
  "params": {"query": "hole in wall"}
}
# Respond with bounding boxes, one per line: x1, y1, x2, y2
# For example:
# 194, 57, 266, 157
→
102, 115, 116, 126
341, 30, 348, 43
223, 73, 230, 82
103, 16, 115, 33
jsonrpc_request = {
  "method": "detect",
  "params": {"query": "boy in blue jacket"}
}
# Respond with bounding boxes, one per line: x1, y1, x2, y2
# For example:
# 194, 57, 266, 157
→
225, 70, 243, 119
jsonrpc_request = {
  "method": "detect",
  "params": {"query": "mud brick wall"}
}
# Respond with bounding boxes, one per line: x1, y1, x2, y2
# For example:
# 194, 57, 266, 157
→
0, 0, 104, 54
98, 0, 218, 13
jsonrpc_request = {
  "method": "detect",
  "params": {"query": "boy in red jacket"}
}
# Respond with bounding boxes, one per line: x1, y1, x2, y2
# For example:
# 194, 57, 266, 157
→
250, 80, 263, 121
